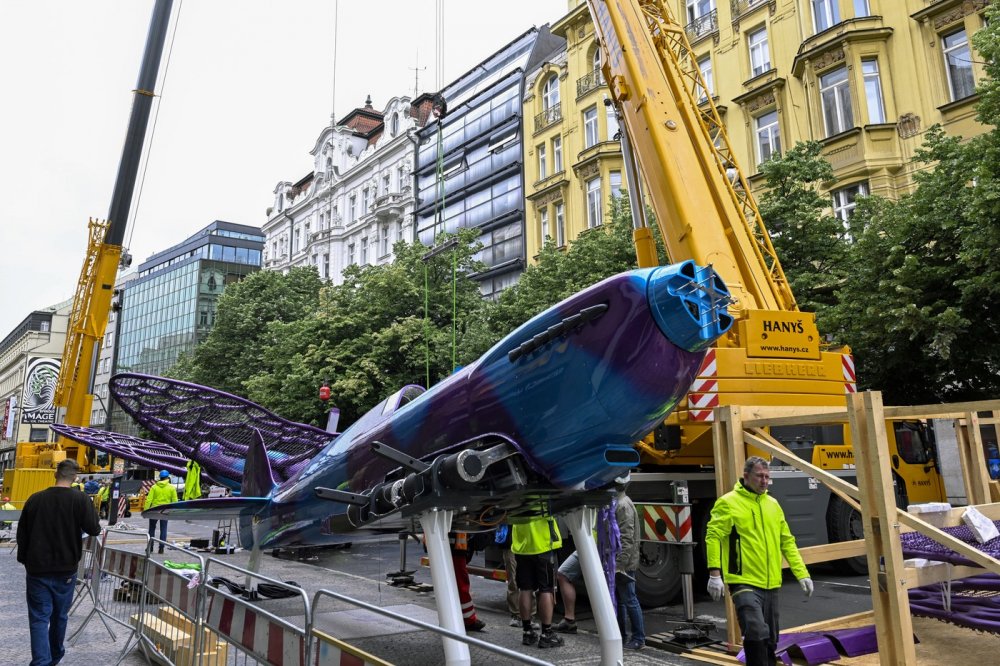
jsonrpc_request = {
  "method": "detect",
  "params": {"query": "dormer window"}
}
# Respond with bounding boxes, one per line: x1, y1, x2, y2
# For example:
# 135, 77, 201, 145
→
390, 113, 399, 137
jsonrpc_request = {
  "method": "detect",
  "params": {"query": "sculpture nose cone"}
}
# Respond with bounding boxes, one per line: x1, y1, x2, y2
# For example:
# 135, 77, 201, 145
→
646, 260, 733, 352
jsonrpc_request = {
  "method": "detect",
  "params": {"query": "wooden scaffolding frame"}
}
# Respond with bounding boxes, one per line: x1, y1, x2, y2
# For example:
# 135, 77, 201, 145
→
703, 393, 1000, 665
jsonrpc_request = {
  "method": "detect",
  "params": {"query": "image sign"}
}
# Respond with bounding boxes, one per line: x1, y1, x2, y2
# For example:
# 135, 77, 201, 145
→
21, 357, 60, 425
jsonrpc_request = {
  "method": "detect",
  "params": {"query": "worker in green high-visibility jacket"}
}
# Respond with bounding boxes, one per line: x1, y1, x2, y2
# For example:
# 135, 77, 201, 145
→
184, 460, 201, 501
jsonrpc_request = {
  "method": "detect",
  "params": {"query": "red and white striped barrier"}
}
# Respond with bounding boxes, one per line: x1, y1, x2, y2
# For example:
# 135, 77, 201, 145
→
146, 563, 199, 617
842, 353, 857, 394
638, 503, 693, 543
204, 588, 308, 665
104, 547, 145, 581
688, 349, 719, 422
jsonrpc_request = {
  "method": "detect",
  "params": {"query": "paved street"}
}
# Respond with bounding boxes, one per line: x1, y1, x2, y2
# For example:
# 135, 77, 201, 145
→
0, 514, 873, 665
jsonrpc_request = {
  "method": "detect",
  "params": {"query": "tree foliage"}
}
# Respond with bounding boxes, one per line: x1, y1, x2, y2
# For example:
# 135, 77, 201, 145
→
243, 231, 486, 427
756, 141, 848, 323
170, 267, 325, 397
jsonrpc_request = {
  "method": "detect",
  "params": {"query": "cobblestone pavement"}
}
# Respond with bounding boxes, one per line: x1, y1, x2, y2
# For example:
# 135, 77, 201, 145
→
2, 514, 706, 665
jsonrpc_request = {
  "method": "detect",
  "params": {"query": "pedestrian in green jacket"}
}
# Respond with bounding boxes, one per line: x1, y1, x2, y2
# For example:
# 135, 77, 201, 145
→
144, 470, 178, 554
705, 456, 813, 666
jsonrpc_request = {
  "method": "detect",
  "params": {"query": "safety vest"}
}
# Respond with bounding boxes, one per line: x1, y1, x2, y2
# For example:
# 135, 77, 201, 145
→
512, 516, 561, 555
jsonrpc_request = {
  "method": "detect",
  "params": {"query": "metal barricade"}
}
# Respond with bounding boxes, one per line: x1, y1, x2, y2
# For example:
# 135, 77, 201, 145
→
310, 590, 554, 666
201, 554, 313, 665
135, 536, 212, 666
69, 534, 102, 617
69, 527, 150, 664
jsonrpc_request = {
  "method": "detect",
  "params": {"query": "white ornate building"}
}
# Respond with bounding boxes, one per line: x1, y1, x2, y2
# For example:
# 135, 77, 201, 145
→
263, 95, 434, 283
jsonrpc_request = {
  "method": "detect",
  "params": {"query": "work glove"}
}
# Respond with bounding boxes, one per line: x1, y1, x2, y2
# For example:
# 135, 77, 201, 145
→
800, 577, 814, 597
707, 574, 725, 601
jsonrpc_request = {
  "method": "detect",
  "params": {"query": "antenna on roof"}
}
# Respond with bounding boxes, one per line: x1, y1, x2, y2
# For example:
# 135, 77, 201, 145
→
409, 50, 426, 99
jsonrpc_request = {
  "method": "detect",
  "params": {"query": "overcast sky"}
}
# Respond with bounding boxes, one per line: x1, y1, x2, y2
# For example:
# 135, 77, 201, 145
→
0, 0, 568, 337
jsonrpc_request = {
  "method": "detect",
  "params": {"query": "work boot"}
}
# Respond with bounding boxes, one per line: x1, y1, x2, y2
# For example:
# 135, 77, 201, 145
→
522, 629, 539, 646
553, 618, 577, 634
537, 631, 564, 648
157, 546, 164, 554
742, 639, 771, 666
465, 618, 486, 632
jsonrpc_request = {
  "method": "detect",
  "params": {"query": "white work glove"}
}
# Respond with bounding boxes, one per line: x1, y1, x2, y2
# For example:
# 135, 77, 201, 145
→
800, 578, 814, 597
707, 574, 725, 601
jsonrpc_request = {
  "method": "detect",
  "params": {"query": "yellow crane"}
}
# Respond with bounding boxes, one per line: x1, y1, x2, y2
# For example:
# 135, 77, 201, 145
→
3, 0, 174, 505
585, 0, 946, 602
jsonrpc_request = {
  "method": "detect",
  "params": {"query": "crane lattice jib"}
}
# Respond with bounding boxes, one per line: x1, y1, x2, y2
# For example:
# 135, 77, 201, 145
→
54, 218, 122, 430
587, 0, 797, 314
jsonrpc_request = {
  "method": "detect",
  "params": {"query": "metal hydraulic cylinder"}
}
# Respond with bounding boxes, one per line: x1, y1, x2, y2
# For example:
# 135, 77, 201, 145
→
564, 506, 624, 666
419, 508, 470, 666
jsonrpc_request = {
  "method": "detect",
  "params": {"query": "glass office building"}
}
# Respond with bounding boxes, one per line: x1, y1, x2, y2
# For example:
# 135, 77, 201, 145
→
414, 26, 563, 299
114, 220, 263, 392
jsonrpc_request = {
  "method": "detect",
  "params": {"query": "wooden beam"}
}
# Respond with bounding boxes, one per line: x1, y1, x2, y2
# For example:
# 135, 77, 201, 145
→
743, 428, 861, 512
713, 406, 744, 652
881, 399, 1000, 419
849, 391, 916, 666
787, 539, 867, 566
895, 509, 1000, 575
786, 610, 875, 633
902, 563, 985, 588
738, 405, 848, 428
898, 501, 1000, 531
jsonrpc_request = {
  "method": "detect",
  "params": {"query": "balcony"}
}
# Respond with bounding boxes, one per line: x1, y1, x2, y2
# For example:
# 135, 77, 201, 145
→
576, 69, 604, 98
534, 104, 563, 133
730, 0, 771, 23
685, 9, 718, 44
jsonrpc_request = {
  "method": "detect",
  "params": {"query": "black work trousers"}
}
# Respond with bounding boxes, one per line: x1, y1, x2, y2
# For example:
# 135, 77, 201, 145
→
730, 584, 779, 666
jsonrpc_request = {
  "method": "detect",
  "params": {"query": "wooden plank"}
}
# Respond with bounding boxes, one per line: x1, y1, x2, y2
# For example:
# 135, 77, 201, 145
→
685, 648, 742, 665
966, 412, 992, 505
881, 399, 1000, 419
788, 539, 867, 566
738, 405, 848, 428
898, 501, 1000, 531
896, 509, 1000, 575
713, 406, 744, 652
786, 610, 875, 633
850, 391, 916, 666
743, 429, 862, 511
902, 563, 984, 588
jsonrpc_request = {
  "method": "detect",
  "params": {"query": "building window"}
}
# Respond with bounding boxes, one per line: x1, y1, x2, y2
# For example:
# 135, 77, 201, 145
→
360, 237, 368, 264
583, 107, 599, 148
347, 242, 355, 265
390, 113, 399, 137
397, 166, 406, 191
555, 202, 566, 247
853, 0, 870, 18
862, 59, 885, 124
820, 66, 853, 136
349, 195, 357, 222
552, 136, 563, 172
943, 29, 975, 102
362, 187, 370, 214
610, 170, 623, 198
748, 27, 770, 77
323, 253, 329, 278
543, 74, 560, 110
697, 55, 713, 102
832, 182, 868, 224
381, 225, 390, 256
538, 144, 547, 179
812, 0, 839, 33
294, 229, 301, 253
383, 174, 391, 194
686, 0, 715, 24
755, 110, 781, 165
605, 102, 620, 140
586, 177, 602, 228
592, 48, 601, 73
540, 209, 550, 244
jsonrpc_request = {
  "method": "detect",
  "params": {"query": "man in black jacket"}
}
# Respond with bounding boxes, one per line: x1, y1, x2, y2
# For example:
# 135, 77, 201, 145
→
18, 458, 101, 666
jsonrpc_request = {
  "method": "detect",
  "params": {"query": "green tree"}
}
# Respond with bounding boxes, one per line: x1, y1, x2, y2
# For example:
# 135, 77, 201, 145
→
756, 141, 848, 322
245, 231, 485, 426
170, 267, 324, 397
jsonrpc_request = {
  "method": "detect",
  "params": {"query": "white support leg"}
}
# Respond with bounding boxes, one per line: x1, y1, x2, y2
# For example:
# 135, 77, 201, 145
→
565, 506, 624, 666
419, 508, 470, 666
